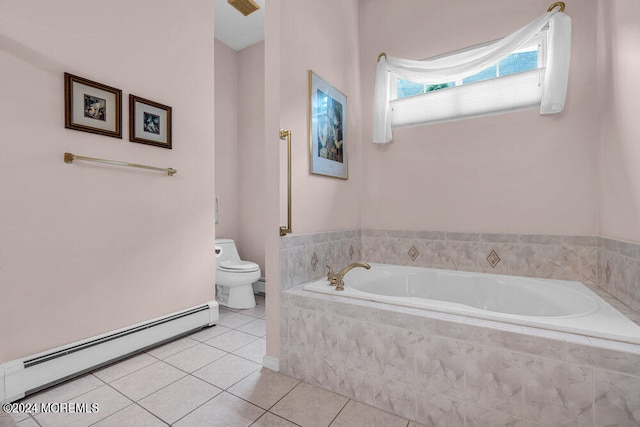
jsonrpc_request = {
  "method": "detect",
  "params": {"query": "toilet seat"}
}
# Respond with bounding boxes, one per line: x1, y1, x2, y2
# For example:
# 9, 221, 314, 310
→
218, 260, 259, 273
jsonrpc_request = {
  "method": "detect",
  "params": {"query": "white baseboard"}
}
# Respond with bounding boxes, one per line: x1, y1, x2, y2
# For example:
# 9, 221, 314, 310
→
262, 355, 279, 372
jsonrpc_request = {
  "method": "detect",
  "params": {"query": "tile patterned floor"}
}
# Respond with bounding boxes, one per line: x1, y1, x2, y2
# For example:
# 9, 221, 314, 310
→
7, 296, 418, 427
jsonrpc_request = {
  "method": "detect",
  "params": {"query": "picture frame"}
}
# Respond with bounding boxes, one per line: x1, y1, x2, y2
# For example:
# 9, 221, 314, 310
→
129, 94, 172, 149
64, 73, 122, 138
309, 70, 348, 180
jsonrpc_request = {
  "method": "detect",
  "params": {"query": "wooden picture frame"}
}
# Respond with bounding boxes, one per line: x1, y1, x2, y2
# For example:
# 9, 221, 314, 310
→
129, 95, 172, 149
309, 70, 348, 180
64, 73, 122, 138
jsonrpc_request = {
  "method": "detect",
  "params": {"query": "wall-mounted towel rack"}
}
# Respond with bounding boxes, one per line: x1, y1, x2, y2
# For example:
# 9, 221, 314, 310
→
63, 152, 177, 176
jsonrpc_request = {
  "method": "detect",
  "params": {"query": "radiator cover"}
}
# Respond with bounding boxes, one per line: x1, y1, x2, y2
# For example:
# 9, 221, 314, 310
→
0, 301, 218, 402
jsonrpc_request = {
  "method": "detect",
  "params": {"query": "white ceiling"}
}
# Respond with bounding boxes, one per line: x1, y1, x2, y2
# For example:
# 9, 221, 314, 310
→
214, 0, 265, 51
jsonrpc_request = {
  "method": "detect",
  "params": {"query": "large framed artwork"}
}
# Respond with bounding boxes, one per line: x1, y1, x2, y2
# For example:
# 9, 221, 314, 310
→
309, 70, 347, 180
129, 95, 172, 149
64, 73, 122, 138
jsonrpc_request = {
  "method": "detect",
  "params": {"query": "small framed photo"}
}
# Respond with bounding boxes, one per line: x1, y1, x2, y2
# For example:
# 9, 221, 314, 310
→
309, 70, 347, 180
64, 73, 122, 138
129, 95, 172, 149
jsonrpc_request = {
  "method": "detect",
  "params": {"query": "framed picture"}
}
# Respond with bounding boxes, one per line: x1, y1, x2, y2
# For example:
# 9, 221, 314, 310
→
129, 95, 172, 149
309, 70, 347, 180
64, 73, 122, 138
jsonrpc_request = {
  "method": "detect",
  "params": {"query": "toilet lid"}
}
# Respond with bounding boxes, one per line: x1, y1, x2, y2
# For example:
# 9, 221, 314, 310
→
218, 260, 260, 272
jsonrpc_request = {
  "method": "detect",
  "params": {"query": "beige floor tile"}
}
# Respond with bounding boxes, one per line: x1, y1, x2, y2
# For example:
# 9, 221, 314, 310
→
109, 361, 186, 401
92, 404, 167, 427
189, 325, 231, 342
233, 338, 266, 364
228, 368, 300, 410
271, 382, 349, 427
7, 408, 29, 423
217, 313, 256, 329
16, 418, 38, 427
138, 376, 221, 424
93, 353, 157, 383
237, 319, 266, 337
146, 337, 199, 360
22, 374, 103, 406
33, 385, 132, 427
218, 307, 239, 318
240, 305, 266, 319
330, 400, 409, 427
193, 354, 261, 389
164, 343, 227, 373
3, 410, 22, 425
252, 412, 298, 427
205, 330, 258, 352
174, 392, 264, 427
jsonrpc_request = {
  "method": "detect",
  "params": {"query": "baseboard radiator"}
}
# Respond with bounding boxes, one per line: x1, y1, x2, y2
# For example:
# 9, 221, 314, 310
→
0, 301, 218, 403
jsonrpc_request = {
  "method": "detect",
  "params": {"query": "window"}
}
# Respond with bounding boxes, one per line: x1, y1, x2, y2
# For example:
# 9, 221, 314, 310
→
396, 37, 544, 100
388, 34, 552, 129
373, 11, 571, 142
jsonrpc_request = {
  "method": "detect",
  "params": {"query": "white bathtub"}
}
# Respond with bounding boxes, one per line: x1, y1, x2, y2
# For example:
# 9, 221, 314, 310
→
303, 263, 640, 344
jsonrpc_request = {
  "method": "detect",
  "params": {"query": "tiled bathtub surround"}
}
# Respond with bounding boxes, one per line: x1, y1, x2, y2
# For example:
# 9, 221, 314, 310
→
280, 230, 362, 290
280, 288, 640, 426
362, 229, 598, 286
598, 237, 640, 314
281, 230, 640, 318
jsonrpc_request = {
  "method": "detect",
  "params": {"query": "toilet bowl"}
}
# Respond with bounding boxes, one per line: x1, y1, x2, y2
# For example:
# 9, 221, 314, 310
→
215, 239, 260, 309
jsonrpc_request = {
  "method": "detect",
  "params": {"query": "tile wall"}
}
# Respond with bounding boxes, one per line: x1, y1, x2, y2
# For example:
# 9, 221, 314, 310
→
280, 230, 362, 290
281, 230, 640, 318
279, 288, 640, 426
278, 231, 640, 424
361, 230, 598, 286
597, 237, 640, 314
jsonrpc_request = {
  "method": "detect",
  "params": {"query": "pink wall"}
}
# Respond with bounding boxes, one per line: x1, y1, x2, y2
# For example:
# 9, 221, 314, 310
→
214, 40, 264, 272
264, 0, 283, 359
263, 0, 362, 358
214, 39, 239, 242
359, 0, 600, 236
238, 42, 266, 273
598, 0, 640, 244
0, 0, 215, 362
279, 0, 363, 234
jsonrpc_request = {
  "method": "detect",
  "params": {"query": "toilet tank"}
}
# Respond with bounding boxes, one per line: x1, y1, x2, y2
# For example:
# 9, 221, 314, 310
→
215, 239, 241, 266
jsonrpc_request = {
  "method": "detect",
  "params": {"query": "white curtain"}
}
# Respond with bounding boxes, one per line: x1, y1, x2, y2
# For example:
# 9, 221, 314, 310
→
373, 10, 572, 143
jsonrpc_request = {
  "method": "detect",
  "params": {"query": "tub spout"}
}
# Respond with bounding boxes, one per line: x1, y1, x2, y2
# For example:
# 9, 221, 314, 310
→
334, 262, 371, 291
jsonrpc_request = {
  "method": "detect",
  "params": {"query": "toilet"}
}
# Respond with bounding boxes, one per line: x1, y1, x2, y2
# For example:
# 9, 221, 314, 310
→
215, 239, 260, 309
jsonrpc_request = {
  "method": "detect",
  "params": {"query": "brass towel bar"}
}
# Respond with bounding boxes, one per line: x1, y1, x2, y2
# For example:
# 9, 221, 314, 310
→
63, 152, 177, 176
279, 129, 292, 237
377, 2, 566, 63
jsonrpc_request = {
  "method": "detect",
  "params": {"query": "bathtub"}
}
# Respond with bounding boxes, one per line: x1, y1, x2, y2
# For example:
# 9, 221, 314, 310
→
303, 263, 640, 344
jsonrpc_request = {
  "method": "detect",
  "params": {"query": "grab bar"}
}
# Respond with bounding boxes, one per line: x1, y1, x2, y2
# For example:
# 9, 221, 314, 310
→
63, 152, 177, 176
280, 129, 292, 236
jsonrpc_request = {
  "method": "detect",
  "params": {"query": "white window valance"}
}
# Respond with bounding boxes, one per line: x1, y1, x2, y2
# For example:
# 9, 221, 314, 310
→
373, 10, 572, 143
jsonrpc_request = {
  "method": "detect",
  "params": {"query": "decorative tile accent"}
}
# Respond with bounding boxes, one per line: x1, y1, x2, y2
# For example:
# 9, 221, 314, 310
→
605, 262, 611, 284
310, 252, 318, 272
486, 250, 501, 269
408, 245, 419, 262
349, 244, 354, 260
